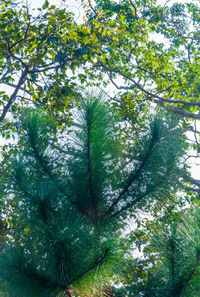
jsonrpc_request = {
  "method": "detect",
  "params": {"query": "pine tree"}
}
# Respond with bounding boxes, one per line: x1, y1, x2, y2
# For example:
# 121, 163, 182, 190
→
0, 95, 185, 297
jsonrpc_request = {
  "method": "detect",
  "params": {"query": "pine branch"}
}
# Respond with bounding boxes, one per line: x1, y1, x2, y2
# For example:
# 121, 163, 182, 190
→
170, 239, 175, 281
27, 126, 91, 217
70, 248, 109, 286
86, 106, 98, 219
30, 140, 53, 181
1, 98, 186, 297
112, 164, 175, 217
15, 179, 49, 224
71, 288, 89, 297
13, 262, 60, 291
102, 123, 158, 217
10, 246, 108, 295
15, 178, 36, 202
173, 252, 200, 296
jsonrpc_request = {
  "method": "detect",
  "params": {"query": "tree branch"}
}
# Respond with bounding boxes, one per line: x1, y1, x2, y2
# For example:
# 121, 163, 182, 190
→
87, 0, 97, 16
0, 59, 11, 84
65, 289, 73, 297
129, 0, 139, 19
9, 16, 31, 50
7, 42, 28, 67
86, 106, 98, 219
185, 176, 200, 193
1, 82, 32, 95
186, 176, 200, 187
96, 60, 200, 116
186, 186, 200, 193
0, 68, 29, 122
103, 124, 158, 217
170, 239, 175, 280
168, 106, 200, 119
72, 248, 109, 284
174, 252, 200, 296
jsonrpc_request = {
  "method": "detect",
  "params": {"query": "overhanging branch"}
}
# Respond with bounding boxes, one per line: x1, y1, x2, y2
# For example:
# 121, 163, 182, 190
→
96, 61, 200, 119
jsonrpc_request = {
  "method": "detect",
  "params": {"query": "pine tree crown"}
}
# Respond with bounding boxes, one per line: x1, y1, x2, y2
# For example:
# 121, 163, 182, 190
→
0, 94, 186, 297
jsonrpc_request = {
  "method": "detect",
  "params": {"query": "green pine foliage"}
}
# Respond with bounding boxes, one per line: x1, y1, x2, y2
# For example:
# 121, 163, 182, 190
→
115, 209, 200, 297
148, 211, 200, 297
0, 95, 186, 297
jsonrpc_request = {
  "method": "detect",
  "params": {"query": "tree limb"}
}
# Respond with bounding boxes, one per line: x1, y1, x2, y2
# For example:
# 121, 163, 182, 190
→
96, 60, 200, 117
0, 68, 29, 122
1, 82, 32, 95
186, 176, 200, 187
86, 106, 98, 219
186, 186, 200, 193
103, 124, 158, 217
72, 248, 109, 284
174, 252, 200, 296
129, 0, 139, 19
87, 0, 97, 16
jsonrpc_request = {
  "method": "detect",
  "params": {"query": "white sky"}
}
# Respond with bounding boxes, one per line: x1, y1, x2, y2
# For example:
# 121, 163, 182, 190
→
29, 0, 199, 9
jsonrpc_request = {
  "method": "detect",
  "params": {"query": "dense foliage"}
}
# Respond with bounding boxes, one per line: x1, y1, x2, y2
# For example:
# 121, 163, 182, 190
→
85, 0, 200, 119
0, 0, 200, 296
0, 0, 200, 186
111, 207, 200, 297
1, 0, 200, 125
0, 95, 186, 296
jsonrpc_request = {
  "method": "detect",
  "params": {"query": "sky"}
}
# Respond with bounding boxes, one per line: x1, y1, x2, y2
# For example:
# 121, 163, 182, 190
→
29, 0, 199, 9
